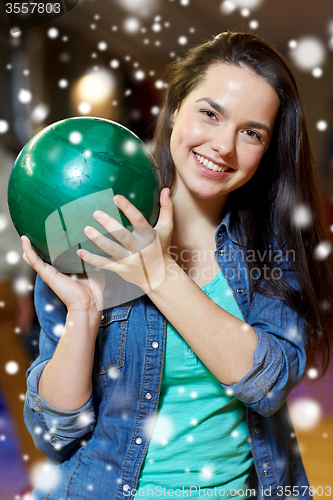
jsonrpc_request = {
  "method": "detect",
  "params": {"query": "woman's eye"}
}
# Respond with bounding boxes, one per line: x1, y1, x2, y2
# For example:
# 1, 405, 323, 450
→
244, 129, 261, 141
201, 110, 217, 120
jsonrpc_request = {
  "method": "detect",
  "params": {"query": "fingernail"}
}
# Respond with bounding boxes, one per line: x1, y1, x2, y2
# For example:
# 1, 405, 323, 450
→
84, 226, 93, 234
114, 195, 121, 205
94, 211, 103, 220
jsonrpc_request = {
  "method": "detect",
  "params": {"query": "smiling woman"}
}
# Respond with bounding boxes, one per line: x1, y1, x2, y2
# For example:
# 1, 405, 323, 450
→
21, 31, 333, 500
169, 63, 279, 193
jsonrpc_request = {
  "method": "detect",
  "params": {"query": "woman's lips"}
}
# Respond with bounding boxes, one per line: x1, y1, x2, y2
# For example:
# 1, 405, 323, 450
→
193, 152, 234, 179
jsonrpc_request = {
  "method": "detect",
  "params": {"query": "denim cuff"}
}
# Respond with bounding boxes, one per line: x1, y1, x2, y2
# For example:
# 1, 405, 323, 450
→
220, 327, 284, 407
26, 360, 96, 444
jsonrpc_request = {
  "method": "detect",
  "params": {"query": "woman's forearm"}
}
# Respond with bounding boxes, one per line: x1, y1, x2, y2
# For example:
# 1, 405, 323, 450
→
38, 309, 101, 411
148, 256, 258, 386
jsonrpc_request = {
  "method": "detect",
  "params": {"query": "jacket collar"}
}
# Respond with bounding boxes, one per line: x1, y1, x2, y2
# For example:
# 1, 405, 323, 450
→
215, 208, 243, 247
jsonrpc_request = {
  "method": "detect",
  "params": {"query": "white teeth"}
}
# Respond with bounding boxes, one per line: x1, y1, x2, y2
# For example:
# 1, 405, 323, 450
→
195, 153, 229, 172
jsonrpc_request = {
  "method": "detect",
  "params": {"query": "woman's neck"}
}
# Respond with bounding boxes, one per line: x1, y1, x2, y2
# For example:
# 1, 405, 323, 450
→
170, 183, 229, 247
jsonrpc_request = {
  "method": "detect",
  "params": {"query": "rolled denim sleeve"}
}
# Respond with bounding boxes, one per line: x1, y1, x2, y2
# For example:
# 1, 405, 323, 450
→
24, 356, 96, 461
24, 275, 96, 461
221, 269, 307, 417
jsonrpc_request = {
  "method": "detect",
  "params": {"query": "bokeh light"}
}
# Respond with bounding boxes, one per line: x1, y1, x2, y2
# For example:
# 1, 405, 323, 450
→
123, 17, 141, 34
220, 1, 237, 15
293, 204, 312, 228
314, 241, 332, 260
289, 37, 327, 70
114, 0, 160, 17
31, 103, 50, 124
317, 120, 328, 131
289, 398, 321, 430
5, 361, 19, 375
0, 120, 9, 133
18, 89, 32, 104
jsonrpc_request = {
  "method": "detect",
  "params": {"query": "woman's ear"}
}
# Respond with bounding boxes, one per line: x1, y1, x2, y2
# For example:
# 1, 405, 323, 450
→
171, 108, 178, 129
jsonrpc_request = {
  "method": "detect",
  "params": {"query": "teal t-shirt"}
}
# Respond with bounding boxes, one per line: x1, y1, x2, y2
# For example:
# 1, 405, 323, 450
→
136, 270, 253, 498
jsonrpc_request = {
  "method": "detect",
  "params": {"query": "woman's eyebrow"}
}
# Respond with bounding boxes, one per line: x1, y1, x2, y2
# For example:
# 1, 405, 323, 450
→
195, 98, 227, 116
195, 97, 271, 137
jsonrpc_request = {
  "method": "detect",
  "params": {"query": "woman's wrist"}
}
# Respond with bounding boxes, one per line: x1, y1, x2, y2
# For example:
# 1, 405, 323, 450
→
66, 307, 103, 332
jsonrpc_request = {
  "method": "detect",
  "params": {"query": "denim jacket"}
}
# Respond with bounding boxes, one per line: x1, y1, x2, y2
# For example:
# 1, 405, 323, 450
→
24, 210, 311, 500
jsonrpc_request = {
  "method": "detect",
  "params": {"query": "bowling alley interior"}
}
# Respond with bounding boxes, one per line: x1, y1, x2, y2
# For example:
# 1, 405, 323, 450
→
0, 0, 333, 498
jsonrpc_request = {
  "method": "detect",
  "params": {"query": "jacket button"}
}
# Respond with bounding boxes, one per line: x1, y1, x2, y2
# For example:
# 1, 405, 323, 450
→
152, 341, 159, 349
123, 484, 130, 491
188, 348, 194, 355
101, 315, 105, 321
135, 437, 143, 445
237, 288, 244, 294
50, 437, 57, 446
145, 393, 152, 400
263, 470, 269, 476
219, 249, 225, 255
253, 428, 259, 434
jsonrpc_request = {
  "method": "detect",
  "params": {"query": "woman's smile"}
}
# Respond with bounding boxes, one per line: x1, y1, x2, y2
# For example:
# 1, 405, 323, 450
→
193, 151, 235, 179
169, 62, 280, 201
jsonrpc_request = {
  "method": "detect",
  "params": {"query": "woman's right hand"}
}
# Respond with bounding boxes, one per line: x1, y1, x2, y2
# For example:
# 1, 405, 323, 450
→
21, 235, 105, 315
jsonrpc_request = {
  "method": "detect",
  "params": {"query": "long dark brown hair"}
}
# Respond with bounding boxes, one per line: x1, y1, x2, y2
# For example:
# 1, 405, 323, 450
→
152, 31, 333, 378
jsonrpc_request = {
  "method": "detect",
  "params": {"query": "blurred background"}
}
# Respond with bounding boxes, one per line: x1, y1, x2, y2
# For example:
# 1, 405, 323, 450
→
0, 0, 333, 498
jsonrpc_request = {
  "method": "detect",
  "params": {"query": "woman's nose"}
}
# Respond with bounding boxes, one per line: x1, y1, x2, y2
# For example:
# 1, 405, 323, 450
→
211, 127, 236, 157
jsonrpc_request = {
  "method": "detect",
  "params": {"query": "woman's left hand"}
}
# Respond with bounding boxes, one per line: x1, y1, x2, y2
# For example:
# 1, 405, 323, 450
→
77, 187, 174, 293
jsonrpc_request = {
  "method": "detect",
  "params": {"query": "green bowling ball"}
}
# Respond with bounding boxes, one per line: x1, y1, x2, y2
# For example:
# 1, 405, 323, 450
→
8, 117, 162, 273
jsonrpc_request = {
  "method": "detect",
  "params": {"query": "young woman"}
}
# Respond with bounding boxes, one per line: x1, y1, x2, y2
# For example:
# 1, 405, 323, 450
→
22, 32, 333, 500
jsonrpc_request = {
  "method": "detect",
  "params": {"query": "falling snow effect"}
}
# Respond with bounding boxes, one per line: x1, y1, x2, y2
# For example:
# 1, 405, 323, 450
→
289, 398, 321, 430
307, 368, 319, 379
312, 67, 323, 78
241, 8, 250, 17
135, 70, 145, 80
44, 303, 54, 312
53, 323, 65, 337
58, 79, 68, 88
293, 204, 312, 228
13, 277, 33, 294
178, 36, 188, 45
31, 103, 50, 124
5, 361, 19, 375
108, 368, 121, 379
47, 27, 59, 39
317, 120, 328, 131
151, 106, 160, 115
0, 120, 9, 133
115, 0, 160, 17
110, 59, 120, 69
288, 39, 297, 49
18, 89, 32, 103
233, 0, 263, 7
314, 241, 332, 260
6, 250, 20, 264
200, 465, 214, 480
97, 41, 108, 51
220, 1, 237, 15
289, 37, 327, 70
123, 17, 141, 34
78, 102, 92, 114
69, 131, 82, 144
77, 411, 94, 428
150, 415, 174, 445
249, 20, 259, 29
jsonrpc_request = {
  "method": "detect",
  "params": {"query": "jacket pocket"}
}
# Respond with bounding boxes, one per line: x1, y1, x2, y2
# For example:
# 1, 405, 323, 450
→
93, 302, 133, 374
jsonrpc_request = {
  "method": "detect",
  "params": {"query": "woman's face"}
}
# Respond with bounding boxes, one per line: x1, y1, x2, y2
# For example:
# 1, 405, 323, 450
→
169, 63, 280, 202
